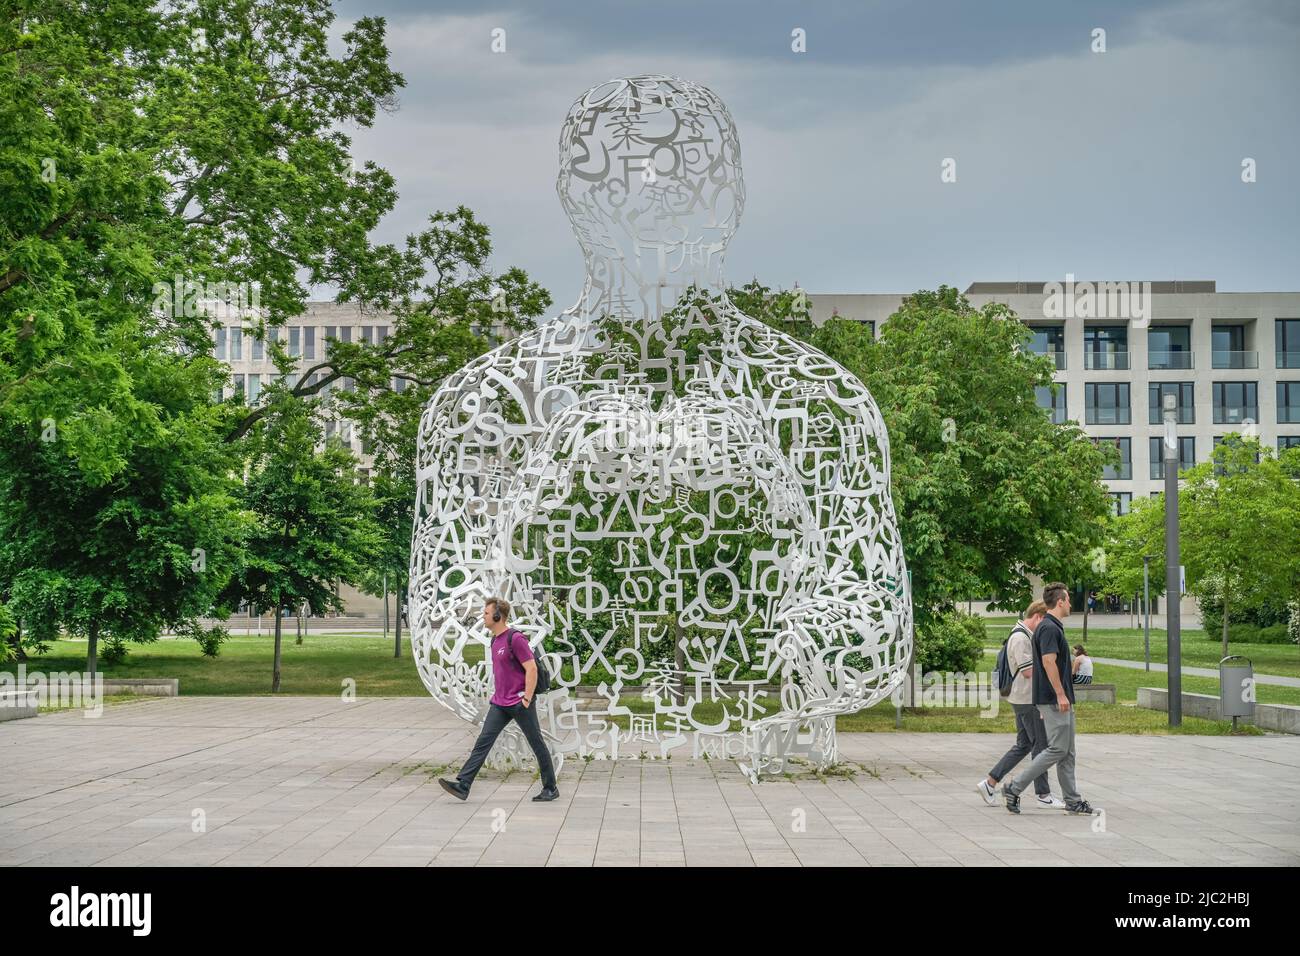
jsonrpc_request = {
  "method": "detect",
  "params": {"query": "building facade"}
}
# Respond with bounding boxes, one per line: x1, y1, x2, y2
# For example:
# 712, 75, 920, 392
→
809, 281, 1300, 511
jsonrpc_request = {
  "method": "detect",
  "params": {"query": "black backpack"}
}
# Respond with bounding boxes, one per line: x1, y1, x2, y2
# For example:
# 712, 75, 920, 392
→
504, 629, 551, 695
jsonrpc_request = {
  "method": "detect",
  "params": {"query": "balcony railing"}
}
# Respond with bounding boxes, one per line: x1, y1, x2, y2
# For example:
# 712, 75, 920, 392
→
1278, 351, 1300, 369
1085, 350, 1130, 370
1212, 350, 1258, 369
1149, 407, 1194, 425
1149, 350, 1194, 370
1086, 409, 1132, 425
1214, 406, 1258, 425
1029, 348, 1067, 370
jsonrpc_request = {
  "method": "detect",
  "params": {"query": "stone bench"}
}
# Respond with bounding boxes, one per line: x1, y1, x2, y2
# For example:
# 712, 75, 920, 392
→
98, 678, 178, 697
0, 688, 39, 721
1138, 687, 1300, 734
1073, 682, 1116, 704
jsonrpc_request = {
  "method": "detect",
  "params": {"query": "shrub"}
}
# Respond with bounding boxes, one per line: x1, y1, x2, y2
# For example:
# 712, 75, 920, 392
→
916, 610, 986, 674
1253, 625, 1291, 645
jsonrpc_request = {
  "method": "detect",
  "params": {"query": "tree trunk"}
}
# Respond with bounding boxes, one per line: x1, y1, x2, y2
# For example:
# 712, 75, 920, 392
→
10, 621, 25, 661
295, 604, 303, 645
1222, 589, 1230, 658
272, 604, 283, 693
1081, 587, 1091, 643
673, 614, 686, 705
383, 572, 389, 643
393, 578, 403, 659
87, 618, 99, 678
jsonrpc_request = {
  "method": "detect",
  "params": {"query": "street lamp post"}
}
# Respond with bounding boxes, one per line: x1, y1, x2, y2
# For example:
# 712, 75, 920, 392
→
1162, 394, 1182, 726
1142, 554, 1151, 671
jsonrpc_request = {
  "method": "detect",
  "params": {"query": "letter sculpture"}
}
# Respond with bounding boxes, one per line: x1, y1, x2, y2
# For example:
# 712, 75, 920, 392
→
410, 75, 911, 780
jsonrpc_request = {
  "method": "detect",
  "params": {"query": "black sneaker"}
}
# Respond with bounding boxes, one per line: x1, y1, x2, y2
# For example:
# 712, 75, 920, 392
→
531, 786, 559, 802
1066, 799, 1098, 815
439, 778, 469, 801
1004, 788, 1021, 814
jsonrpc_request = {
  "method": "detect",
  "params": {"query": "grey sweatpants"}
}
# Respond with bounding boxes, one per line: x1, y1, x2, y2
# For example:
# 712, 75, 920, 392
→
988, 702, 1051, 796
1007, 704, 1080, 804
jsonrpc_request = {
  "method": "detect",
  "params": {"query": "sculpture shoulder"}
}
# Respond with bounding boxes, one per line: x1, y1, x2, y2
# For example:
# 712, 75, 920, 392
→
727, 315, 878, 409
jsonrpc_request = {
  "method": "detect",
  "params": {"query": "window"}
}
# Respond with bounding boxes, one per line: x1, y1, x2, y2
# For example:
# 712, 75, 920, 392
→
338, 326, 351, 344
1213, 382, 1257, 424
1085, 383, 1130, 425
1109, 492, 1132, 516
1148, 382, 1194, 424
1028, 326, 1066, 368
1093, 437, 1131, 480
252, 333, 264, 361
1212, 325, 1255, 368
1277, 319, 1300, 369
229, 327, 242, 360
289, 326, 301, 358
1148, 325, 1192, 369
1149, 437, 1195, 479
1278, 383, 1300, 424
231, 373, 244, 400
1035, 385, 1067, 424
1084, 326, 1129, 369
247, 373, 261, 403
1279, 436, 1300, 451
376, 325, 389, 344
303, 326, 315, 360
214, 327, 228, 360
393, 376, 408, 394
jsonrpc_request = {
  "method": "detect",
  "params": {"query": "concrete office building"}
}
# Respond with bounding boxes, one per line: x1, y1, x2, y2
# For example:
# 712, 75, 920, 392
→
809, 281, 1300, 507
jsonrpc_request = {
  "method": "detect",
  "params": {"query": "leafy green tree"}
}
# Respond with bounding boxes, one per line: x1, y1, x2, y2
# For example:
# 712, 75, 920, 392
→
0, 319, 250, 674
1181, 435, 1300, 655
220, 386, 381, 692
748, 283, 1114, 625
1098, 495, 1167, 610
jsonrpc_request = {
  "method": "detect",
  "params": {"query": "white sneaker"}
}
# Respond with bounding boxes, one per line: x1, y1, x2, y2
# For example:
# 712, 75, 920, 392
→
1036, 794, 1068, 809
975, 779, 997, 806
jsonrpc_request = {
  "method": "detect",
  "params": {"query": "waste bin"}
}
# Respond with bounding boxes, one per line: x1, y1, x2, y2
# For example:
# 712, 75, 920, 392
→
1220, 655, 1255, 730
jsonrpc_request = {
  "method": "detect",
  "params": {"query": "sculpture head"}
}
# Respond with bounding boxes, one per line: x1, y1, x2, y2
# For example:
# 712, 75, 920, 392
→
557, 75, 745, 294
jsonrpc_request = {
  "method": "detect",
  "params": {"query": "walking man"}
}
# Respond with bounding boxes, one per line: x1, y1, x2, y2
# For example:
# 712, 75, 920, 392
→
975, 601, 1066, 809
439, 597, 559, 803
1003, 583, 1099, 816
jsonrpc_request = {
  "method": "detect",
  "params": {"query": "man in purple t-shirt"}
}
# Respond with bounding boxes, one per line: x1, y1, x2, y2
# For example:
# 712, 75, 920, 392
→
439, 597, 559, 803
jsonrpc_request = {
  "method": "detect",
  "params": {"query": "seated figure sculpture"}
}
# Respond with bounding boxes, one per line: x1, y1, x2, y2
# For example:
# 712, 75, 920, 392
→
409, 75, 912, 779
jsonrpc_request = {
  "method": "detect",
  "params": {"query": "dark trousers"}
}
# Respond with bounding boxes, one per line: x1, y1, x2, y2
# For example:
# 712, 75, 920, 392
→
456, 701, 557, 791
988, 702, 1051, 796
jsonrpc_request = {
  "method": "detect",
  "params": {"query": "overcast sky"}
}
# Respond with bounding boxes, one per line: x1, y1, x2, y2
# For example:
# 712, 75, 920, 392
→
327, 0, 1300, 312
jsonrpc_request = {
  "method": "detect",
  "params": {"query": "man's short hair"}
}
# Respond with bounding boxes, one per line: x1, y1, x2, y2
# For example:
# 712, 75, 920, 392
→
485, 596, 511, 621
1024, 600, 1048, 619
1042, 582, 1069, 610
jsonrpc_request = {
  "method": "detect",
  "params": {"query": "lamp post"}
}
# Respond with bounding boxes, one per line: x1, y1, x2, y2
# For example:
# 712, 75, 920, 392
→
1162, 393, 1182, 726
1142, 554, 1151, 671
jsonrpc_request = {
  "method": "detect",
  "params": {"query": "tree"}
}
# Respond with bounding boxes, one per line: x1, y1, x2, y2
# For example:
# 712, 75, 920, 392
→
1098, 495, 1167, 612
0, 317, 250, 674
1181, 435, 1300, 655
221, 386, 381, 692
746, 283, 1114, 625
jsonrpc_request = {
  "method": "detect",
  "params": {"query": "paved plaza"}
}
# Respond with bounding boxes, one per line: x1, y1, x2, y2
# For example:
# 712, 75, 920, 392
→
2, 696, 1297, 866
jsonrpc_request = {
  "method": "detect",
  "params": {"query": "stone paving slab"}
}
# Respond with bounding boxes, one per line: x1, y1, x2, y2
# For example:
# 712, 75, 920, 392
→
1, 697, 1297, 866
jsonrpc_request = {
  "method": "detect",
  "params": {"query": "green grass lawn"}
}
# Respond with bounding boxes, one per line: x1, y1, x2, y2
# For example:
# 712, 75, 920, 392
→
984, 621, 1300, 678
4, 632, 443, 697
4, 632, 1285, 735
